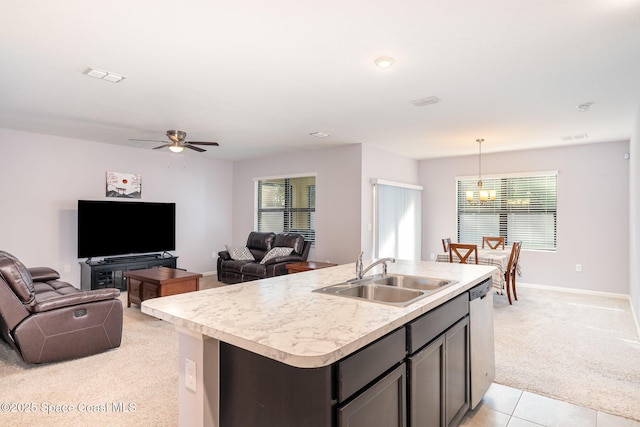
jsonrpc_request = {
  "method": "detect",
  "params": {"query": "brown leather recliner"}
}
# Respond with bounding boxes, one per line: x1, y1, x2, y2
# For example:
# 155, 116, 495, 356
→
0, 250, 123, 364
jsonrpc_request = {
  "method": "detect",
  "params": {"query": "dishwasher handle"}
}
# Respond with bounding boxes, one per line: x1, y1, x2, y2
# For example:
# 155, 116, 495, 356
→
469, 278, 492, 301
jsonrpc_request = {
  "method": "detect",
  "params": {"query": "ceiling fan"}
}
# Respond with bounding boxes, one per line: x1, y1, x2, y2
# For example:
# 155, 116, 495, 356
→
129, 130, 219, 153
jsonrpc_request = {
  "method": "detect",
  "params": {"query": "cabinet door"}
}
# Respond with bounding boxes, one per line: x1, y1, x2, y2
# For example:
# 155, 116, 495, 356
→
407, 335, 444, 427
445, 317, 470, 427
337, 363, 406, 427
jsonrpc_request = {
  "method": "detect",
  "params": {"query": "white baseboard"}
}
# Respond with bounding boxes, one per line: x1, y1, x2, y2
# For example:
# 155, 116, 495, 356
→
630, 300, 640, 340
518, 282, 629, 299
200, 270, 216, 277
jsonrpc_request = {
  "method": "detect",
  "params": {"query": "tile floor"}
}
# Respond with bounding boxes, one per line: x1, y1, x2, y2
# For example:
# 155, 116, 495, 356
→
461, 383, 640, 427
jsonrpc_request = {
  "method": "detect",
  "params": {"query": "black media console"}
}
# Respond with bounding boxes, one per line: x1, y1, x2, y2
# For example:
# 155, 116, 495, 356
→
80, 254, 178, 291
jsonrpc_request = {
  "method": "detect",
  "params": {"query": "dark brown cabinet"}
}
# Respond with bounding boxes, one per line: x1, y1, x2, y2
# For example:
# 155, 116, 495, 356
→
337, 363, 407, 427
217, 291, 471, 427
406, 293, 470, 427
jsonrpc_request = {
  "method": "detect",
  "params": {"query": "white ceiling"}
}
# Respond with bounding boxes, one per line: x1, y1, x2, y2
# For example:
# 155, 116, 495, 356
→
1, 0, 639, 161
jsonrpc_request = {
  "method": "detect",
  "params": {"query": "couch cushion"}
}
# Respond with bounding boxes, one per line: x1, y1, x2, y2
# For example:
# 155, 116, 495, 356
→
0, 251, 35, 305
246, 232, 275, 252
219, 259, 253, 274
260, 247, 294, 264
240, 262, 267, 277
273, 233, 305, 255
225, 245, 255, 261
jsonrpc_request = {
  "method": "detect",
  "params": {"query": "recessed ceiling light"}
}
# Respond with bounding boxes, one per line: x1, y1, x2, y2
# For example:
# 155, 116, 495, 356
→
374, 56, 395, 68
411, 96, 441, 106
576, 102, 594, 112
84, 67, 126, 83
310, 132, 330, 138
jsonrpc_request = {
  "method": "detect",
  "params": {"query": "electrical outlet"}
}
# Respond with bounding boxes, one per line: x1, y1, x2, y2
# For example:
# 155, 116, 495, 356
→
212, 251, 216, 258
575, 264, 582, 272
64, 264, 71, 273
185, 358, 197, 392
430, 253, 436, 261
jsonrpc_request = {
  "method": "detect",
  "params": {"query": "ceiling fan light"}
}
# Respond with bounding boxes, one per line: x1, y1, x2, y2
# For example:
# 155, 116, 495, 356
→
169, 145, 184, 153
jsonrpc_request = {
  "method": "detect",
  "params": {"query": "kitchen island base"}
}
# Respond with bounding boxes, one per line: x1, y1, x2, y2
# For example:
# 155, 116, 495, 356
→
142, 261, 496, 427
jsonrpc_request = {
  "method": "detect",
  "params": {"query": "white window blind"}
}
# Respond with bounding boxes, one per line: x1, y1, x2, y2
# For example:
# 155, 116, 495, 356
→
373, 180, 422, 260
255, 176, 316, 245
456, 172, 557, 251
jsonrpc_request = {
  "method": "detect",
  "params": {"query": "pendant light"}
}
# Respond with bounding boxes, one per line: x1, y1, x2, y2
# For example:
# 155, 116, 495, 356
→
466, 138, 496, 204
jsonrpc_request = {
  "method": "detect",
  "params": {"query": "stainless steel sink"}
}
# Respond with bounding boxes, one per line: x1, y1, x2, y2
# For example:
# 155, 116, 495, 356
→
313, 274, 458, 307
372, 274, 458, 292
313, 280, 427, 307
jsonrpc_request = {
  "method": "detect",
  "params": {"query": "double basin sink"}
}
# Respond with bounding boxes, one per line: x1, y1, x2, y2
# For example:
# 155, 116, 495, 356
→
313, 274, 458, 307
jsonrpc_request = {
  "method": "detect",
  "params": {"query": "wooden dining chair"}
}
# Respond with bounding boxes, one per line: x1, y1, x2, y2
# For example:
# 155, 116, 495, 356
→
482, 236, 505, 250
504, 241, 522, 304
442, 238, 451, 253
449, 243, 478, 264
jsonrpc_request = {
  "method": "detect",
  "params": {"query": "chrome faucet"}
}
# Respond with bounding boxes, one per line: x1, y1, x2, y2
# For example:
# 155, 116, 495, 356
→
356, 251, 396, 280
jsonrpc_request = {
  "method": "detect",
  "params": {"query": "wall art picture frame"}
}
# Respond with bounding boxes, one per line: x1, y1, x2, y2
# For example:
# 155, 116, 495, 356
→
106, 171, 142, 198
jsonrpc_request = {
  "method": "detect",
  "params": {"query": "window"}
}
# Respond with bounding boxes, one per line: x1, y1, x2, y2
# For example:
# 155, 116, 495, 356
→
373, 179, 422, 260
255, 175, 316, 245
456, 172, 557, 251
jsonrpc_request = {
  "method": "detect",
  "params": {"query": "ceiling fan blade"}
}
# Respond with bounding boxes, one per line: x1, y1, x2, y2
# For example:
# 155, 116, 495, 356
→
153, 144, 171, 150
187, 141, 219, 146
184, 144, 206, 152
129, 138, 167, 143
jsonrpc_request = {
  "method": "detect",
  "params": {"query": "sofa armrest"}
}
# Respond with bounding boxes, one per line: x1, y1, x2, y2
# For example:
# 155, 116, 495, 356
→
27, 267, 60, 282
218, 250, 232, 261
32, 288, 121, 313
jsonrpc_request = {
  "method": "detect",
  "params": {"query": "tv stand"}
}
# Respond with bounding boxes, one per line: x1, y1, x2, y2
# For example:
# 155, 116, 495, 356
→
101, 253, 162, 264
80, 255, 178, 291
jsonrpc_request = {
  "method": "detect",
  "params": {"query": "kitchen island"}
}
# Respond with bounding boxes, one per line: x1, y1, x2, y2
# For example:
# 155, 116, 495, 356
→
142, 260, 495, 426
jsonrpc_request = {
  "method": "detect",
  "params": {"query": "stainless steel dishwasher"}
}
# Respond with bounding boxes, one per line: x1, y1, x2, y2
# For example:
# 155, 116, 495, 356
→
469, 277, 495, 409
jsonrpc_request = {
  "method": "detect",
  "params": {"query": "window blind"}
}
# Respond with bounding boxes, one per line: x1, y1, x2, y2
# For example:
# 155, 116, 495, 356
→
255, 176, 316, 245
456, 172, 557, 251
373, 180, 422, 260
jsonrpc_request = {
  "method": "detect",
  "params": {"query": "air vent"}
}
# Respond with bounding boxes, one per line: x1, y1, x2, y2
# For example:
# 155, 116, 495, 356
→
411, 96, 441, 107
84, 67, 126, 83
560, 133, 588, 141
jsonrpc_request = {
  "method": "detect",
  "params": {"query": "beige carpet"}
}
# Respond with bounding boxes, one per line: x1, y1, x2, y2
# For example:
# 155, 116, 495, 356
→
493, 285, 640, 422
0, 293, 180, 426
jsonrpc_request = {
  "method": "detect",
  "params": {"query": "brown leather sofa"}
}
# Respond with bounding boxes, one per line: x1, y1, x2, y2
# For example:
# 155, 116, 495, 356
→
217, 232, 311, 284
0, 250, 123, 364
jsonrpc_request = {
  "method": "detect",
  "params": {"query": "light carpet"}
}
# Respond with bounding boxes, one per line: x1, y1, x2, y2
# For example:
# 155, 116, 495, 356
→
493, 285, 640, 422
0, 293, 179, 426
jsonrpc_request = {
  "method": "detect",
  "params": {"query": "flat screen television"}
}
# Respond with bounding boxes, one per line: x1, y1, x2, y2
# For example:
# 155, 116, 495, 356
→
77, 200, 176, 259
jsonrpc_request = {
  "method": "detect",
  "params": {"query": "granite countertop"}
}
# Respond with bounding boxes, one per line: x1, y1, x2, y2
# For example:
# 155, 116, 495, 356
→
141, 260, 495, 368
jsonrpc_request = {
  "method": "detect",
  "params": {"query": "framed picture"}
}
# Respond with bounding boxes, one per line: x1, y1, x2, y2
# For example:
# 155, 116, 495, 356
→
106, 171, 142, 198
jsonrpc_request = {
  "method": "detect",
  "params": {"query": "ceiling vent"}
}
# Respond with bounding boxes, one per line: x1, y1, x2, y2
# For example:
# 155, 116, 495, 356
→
560, 133, 588, 141
84, 67, 126, 83
411, 96, 441, 107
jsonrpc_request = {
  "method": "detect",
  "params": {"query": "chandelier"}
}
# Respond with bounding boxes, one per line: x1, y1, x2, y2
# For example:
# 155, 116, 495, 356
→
466, 138, 496, 204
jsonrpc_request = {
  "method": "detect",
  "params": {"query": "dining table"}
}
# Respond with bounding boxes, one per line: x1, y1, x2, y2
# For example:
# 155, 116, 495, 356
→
436, 246, 516, 292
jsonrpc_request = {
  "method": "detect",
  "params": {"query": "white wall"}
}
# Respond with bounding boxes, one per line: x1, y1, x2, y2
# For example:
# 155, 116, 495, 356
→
630, 107, 640, 324
360, 144, 420, 259
0, 128, 233, 285
231, 144, 362, 265
420, 140, 630, 294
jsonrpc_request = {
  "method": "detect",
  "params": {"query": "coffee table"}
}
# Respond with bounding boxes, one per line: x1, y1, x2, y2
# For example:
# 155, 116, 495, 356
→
124, 267, 203, 308
286, 261, 338, 274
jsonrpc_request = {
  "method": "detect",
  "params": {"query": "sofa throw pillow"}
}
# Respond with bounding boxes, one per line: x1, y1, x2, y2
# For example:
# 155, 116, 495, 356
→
226, 245, 255, 261
260, 247, 293, 264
